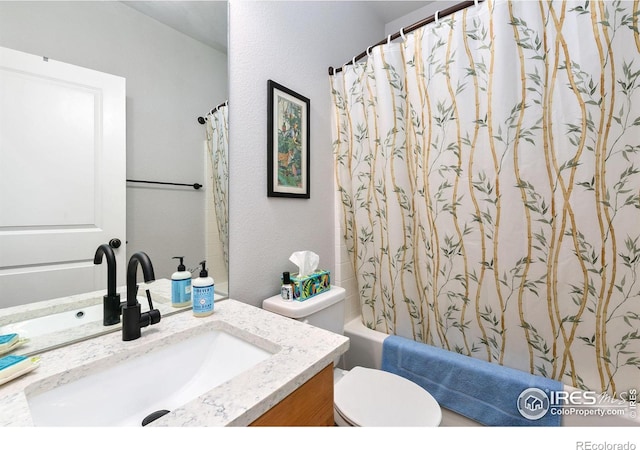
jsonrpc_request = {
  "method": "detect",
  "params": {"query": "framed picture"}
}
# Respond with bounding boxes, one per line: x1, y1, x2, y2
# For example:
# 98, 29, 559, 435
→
267, 80, 310, 198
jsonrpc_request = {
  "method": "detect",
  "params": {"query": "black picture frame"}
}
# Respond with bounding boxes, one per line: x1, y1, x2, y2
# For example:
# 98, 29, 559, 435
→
267, 80, 310, 198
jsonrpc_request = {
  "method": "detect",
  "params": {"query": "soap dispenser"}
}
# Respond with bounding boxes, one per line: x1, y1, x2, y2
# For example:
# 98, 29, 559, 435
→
192, 260, 214, 317
171, 256, 192, 307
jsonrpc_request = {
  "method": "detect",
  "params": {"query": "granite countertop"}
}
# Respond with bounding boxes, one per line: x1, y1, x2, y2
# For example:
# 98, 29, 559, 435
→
0, 279, 177, 326
0, 279, 217, 356
0, 296, 349, 426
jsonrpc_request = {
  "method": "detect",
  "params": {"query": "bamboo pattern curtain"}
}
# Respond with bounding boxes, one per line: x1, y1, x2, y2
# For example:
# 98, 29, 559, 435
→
331, 0, 640, 395
206, 104, 229, 269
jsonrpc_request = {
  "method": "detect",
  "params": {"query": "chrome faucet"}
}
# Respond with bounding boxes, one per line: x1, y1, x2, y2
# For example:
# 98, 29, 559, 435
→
93, 244, 123, 326
122, 252, 161, 341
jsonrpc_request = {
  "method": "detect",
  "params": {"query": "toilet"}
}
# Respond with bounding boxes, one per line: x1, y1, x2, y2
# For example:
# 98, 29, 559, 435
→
262, 286, 442, 427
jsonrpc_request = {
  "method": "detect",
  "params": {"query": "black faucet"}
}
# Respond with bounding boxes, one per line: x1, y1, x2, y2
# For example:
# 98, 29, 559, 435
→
93, 244, 123, 326
122, 252, 161, 341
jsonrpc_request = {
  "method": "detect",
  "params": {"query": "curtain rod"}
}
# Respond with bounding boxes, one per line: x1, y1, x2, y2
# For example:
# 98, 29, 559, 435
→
197, 100, 228, 124
127, 179, 202, 190
328, 0, 483, 76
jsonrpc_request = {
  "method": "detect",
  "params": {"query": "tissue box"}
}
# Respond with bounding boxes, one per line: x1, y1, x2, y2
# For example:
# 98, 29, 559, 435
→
290, 270, 330, 301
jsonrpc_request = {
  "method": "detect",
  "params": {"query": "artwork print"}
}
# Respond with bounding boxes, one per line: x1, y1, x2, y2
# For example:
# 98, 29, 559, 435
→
267, 80, 310, 198
277, 95, 303, 189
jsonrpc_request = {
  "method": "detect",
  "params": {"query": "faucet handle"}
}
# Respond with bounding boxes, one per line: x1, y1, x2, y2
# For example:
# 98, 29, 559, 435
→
144, 289, 155, 311
142, 309, 161, 326
143, 289, 161, 326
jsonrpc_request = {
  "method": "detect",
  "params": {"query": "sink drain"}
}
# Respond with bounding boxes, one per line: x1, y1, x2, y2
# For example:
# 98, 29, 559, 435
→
141, 409, 170, 426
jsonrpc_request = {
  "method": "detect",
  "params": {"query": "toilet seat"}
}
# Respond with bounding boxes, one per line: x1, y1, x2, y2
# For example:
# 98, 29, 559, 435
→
334, 366, 442, 427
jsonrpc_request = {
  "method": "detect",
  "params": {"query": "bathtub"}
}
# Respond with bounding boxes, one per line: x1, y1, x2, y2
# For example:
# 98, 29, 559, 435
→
341, 317, 640, 427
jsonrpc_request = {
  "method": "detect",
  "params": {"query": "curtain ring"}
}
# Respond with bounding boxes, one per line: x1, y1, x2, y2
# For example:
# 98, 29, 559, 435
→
400, 27, 406, 42
366, 45, 373, 57
474, 0, 479, 7
352, 57, 357, 66
435, 10, 440, 25
387, 34, 392, 46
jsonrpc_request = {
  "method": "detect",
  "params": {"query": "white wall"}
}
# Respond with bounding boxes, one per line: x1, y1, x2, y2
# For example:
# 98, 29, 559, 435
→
384, 0, 461, 36
227, 1, 385, 307
0, 1, 228, 280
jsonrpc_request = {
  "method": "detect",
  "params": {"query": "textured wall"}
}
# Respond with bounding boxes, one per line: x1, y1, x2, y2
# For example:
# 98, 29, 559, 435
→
227, 1, 384, 307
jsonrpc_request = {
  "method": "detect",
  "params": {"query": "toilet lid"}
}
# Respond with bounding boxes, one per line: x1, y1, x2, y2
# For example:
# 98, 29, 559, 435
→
334, 366, 442, 427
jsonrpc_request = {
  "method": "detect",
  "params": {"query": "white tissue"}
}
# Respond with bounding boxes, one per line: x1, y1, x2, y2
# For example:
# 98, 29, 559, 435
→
289, 251, 319, 278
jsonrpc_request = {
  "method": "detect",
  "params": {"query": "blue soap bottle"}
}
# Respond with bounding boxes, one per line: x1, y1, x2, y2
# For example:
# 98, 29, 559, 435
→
171, 256, 192, 308
192, 260, 214, 317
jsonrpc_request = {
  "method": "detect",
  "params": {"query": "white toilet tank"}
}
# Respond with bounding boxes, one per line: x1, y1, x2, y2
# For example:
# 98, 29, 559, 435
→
262, 286, 345, 335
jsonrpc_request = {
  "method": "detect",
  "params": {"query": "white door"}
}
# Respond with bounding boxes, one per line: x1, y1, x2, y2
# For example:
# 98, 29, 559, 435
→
0, 46, 126, 308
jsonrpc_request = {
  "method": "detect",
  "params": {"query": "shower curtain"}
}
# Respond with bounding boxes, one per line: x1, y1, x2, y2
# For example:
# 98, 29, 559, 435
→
331, 0, 640, 395
206, 103, 229, 269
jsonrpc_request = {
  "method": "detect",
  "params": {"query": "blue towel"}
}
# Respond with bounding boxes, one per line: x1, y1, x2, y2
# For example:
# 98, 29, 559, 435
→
381, 335, 562, 426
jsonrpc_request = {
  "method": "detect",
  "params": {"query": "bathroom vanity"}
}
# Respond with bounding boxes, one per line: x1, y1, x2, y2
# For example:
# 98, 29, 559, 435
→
0, 292, 348, 426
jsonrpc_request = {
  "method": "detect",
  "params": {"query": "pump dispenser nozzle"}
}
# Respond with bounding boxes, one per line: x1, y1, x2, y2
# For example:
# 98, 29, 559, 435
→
199, 260, 208, 277
172, 256, 186, 271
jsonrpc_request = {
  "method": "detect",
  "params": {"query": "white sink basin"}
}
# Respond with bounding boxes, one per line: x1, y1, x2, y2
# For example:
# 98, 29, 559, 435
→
0, 303, 103, 338
26, 328, 273, 426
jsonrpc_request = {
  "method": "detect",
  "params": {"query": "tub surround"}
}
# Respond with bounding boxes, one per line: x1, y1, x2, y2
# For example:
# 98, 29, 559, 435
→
0, 295, 349, 426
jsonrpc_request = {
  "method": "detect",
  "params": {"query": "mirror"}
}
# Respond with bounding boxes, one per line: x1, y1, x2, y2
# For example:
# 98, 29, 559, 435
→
0, 0, 228, 355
